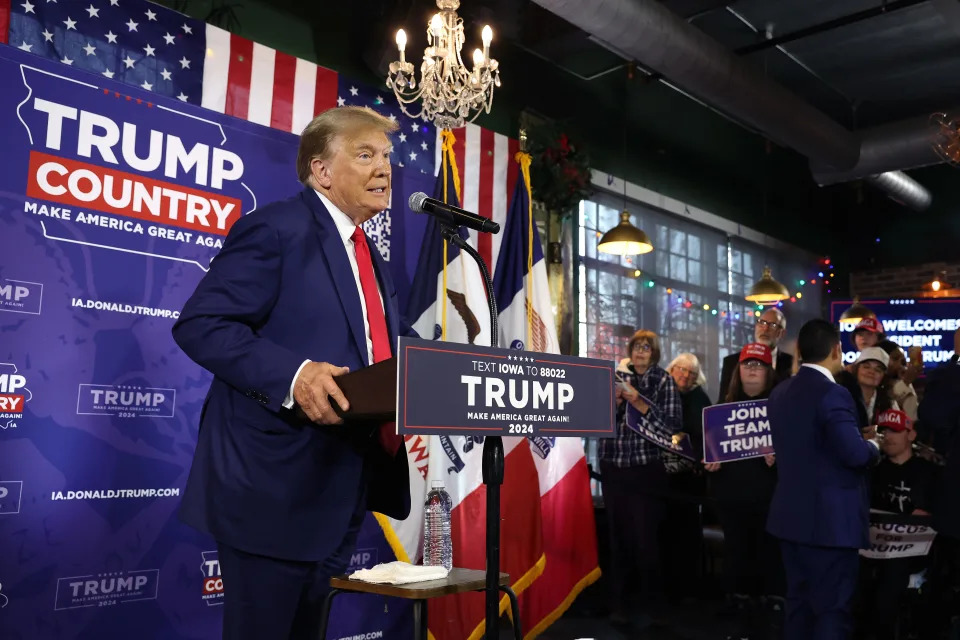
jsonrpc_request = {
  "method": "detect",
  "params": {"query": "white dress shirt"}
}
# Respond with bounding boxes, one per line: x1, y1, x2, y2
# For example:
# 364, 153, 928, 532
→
282, 191, 385, 409
801, 363, 835, 382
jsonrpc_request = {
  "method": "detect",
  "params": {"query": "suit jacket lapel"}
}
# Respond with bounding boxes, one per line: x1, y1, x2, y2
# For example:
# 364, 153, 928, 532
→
301, 189, 369, 365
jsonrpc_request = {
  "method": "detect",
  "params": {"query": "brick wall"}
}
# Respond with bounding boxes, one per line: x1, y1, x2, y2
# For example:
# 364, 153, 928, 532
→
850, 261, 960, 299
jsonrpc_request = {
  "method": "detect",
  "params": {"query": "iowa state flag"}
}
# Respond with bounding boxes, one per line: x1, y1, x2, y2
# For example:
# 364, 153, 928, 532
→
493, 153, 601, 637
387, 131, 545, 640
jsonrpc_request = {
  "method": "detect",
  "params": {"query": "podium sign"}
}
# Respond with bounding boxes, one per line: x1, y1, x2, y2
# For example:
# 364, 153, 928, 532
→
396, 337, 616, 438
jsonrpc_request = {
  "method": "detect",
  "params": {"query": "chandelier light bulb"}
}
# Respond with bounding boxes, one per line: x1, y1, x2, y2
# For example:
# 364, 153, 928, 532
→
386, 1, 501, 128
396, 29, 407, 63
932, 280, 942, 292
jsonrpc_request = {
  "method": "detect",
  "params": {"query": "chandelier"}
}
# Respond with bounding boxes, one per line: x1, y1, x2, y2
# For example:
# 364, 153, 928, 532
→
387, 0, 500, 129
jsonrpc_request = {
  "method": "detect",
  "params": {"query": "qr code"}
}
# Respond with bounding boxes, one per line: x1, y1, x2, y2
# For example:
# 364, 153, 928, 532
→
362, 210, 391, 262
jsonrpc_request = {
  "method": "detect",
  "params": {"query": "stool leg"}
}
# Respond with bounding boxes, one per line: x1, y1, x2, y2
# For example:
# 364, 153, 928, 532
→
413, 599, 429, 640
499, 586, 522, 640
318, 588, 341, 640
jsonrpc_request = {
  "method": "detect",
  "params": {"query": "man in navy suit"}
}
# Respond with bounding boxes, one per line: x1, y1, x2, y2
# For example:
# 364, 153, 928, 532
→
766, 319, 880, 639
172, 106, 414, 640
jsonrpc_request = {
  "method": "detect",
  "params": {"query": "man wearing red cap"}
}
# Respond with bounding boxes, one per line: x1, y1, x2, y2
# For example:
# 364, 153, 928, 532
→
859, 409, 938, 640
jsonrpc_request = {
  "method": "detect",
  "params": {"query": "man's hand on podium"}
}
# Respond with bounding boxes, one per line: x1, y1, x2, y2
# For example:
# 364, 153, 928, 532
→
294, 361, 351, 424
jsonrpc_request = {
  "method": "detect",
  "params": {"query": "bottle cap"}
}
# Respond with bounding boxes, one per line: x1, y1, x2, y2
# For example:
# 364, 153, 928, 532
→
431, 480, 444, 489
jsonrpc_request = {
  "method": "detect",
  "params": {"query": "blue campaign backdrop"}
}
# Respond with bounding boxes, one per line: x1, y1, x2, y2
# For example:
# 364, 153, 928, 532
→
0, 43, 434, 640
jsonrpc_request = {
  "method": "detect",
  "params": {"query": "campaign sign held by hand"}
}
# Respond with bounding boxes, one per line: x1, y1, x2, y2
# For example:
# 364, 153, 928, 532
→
703, 399, 773, 463
623, 401, 697, 461
396, 337, 615, 438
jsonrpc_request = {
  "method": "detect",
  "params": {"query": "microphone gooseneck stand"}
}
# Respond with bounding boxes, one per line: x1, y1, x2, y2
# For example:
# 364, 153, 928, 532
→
439, 224, 520, 640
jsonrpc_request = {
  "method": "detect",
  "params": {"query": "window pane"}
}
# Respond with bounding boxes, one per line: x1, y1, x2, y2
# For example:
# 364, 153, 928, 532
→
656, 224, 669, 249
688, 235, 701, 260
670, 254, 686, 281
687, 259, 701, 286
670, 229, 686, 255
585, 229, 598, 259
731, 273, 746, 297
598, 204, 621, 234
743, 253, 754, 278
598, 271, 619, 296
656, 250, 669, 275
730, 249, 742, 273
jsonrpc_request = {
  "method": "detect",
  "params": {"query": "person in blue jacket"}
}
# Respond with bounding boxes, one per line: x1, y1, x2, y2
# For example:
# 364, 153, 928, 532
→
766, 319, 880, 639
173, 106, 415, 640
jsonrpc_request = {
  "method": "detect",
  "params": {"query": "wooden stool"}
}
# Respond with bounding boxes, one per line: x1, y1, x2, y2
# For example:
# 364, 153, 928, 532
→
318, 568, 522, 640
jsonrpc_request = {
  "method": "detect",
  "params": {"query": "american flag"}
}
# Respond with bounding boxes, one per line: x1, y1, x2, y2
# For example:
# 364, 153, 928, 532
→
3, 0, 338, 134
3, 0, 438, 170
338, 79, 436, 175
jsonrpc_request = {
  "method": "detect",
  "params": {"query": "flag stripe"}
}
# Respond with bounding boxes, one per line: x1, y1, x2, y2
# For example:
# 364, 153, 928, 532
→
201, 24, 231, 113
224, 33, 254, 120
462, 125, 481, 250
247, 42, 276, 126
477, 126, 495, 269
491, 132, 511, 276
270, 50, 297, 132
290, 58, 318, 134
314, 64, 338, 117
0, 0, 10, 45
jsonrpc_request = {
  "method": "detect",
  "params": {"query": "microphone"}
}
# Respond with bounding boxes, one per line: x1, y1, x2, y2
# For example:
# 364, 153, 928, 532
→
408, 192, 500, 234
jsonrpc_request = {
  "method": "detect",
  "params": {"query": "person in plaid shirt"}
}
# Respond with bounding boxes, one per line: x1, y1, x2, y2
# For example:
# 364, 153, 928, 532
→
599, 329, 683, 631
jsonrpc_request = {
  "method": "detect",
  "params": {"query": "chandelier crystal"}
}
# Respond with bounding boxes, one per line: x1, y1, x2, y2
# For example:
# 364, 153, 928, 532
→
387, 0, 500, 129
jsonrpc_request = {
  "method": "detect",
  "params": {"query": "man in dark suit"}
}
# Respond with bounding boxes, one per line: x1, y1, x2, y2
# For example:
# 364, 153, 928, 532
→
172, 106, 414, 640
717, 308, 793, 403
766, 319, 880, 639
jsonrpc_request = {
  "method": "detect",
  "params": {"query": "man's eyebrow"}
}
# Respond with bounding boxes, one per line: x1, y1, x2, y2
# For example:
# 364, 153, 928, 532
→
355, 143, 394, 154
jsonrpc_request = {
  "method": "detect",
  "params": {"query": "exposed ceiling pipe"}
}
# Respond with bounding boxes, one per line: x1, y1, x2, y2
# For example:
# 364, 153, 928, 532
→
529, 0, 934, 211
811, 113, 948, 185
529, 0, 860, 168
866, 171, 933, 211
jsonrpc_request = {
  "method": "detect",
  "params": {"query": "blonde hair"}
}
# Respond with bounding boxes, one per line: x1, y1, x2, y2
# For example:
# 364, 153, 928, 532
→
296, 106, 400, 185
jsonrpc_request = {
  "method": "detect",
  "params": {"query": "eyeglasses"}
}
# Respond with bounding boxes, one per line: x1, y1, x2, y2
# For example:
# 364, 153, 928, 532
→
756, 319, 782, 330
674, 365, 698, 377
740, 360, 767, 369
632, 343, 652, 353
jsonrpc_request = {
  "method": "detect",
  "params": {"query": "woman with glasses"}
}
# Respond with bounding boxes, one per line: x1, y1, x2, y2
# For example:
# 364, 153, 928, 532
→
599, 329, 682, 632
705, 343, 784, 640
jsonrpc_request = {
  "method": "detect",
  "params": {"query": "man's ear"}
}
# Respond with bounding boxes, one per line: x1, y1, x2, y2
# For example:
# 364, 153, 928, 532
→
311, 156, 333, 189
832, 342, 843, 360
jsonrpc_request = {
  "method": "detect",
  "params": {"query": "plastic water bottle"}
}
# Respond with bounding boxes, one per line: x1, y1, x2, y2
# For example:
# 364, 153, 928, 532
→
422, 480, 453, 570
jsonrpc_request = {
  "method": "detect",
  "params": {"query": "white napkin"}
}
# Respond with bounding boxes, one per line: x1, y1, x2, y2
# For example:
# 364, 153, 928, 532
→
348, 561, 450, 585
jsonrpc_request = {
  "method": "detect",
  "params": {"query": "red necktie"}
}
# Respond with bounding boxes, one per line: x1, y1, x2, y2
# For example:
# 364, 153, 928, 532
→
352, 226, 403, 456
